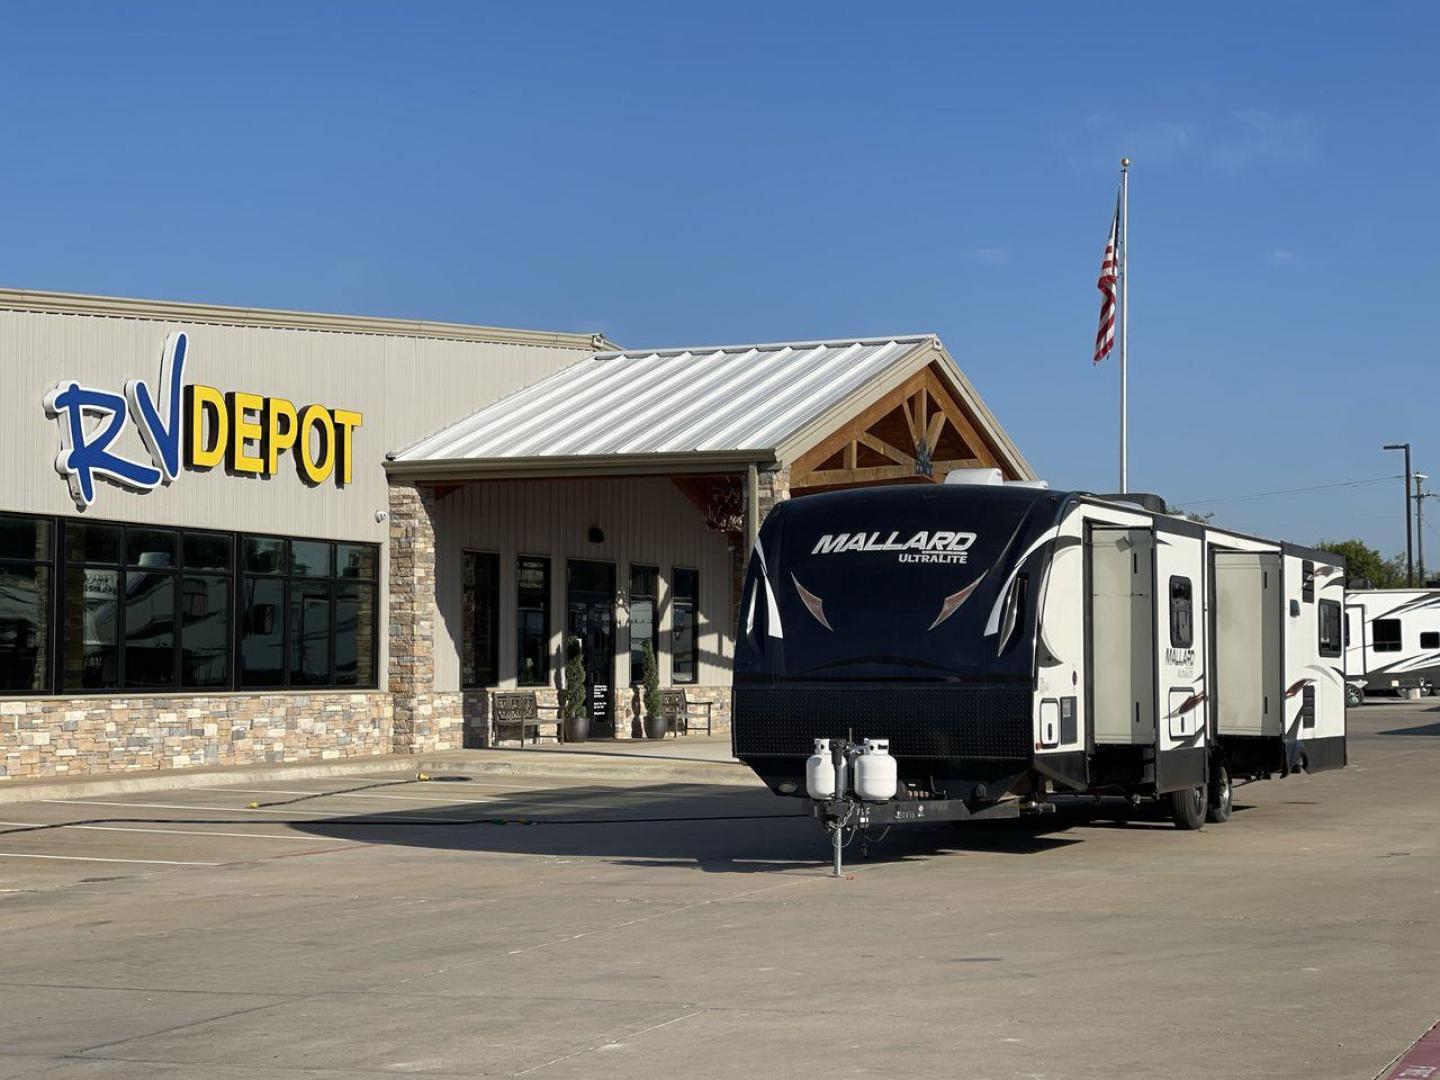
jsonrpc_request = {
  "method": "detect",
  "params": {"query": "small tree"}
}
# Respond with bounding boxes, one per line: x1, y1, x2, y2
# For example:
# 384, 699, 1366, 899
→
1315, 539, 1406, 589
640, 639, 660, 719
561, 636, 587, 720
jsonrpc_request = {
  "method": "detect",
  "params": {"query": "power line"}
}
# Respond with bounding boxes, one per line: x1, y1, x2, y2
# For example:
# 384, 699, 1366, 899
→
1174, 474, 1402, 507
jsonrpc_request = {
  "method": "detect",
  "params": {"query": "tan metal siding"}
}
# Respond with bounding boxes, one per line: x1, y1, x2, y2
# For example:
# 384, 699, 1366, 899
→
432, 478, 735, 693
0, 308, 588, 537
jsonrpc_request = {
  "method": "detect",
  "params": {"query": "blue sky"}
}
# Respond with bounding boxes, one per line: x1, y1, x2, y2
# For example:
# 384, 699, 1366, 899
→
3, 2, 1436, 558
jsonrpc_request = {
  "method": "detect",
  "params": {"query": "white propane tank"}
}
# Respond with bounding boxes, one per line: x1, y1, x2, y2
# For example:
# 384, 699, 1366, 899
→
806, 739, 838, 800
853, 739, 898, 802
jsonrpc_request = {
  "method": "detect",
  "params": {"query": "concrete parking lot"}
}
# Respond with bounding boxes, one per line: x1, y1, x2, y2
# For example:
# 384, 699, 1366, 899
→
1, 704, 1437, 1080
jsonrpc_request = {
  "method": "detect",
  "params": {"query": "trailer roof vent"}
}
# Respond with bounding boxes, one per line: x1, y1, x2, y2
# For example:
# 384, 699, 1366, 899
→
1095, 492, 1167, 514
1005, 480, 1050, 490
943, 468, 1004, 486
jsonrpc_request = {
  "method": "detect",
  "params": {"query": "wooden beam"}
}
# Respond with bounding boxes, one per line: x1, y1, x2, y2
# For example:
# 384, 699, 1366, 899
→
789, 368, 931, 481
923, 410, 946, 454
931, 457, 984, 474
901, 398, 918, 445
916, 387, 929, 447
923, 367, 1001, 470
794, 464, 919, 488
843, 441, 857, 470
856, 430, 915, 468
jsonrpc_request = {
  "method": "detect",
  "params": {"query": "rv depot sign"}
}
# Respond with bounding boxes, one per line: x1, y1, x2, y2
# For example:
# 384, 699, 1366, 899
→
43, 331, 363, 509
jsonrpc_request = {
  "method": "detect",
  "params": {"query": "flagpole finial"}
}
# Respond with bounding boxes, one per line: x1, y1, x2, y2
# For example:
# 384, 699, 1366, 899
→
1121, 157, 1130, 168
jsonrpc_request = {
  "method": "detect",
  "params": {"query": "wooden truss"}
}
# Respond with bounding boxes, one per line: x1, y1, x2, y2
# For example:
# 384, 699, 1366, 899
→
790, 364, 1002, 492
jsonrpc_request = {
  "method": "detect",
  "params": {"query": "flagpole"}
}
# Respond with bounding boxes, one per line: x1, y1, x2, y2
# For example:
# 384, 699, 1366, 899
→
1118, 157, 1130, 493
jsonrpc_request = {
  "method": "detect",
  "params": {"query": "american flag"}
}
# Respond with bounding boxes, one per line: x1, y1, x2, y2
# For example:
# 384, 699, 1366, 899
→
1094, 198, 1119, 364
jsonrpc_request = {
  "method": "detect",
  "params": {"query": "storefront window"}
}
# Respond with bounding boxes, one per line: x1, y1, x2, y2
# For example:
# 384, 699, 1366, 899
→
672, 567, 698, 684
240, 537, 376, 690
517, 556, 551, 687
8, 517, 373, 695
0, 514, 53, 692
629, 564, 658, 685
462, 551, 500, 687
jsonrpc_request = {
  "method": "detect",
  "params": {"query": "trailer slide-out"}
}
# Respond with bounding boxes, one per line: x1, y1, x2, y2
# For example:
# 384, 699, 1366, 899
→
731, 474, 1346, 860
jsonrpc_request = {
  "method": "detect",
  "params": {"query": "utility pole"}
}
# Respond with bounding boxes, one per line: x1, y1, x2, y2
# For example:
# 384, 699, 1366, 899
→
1384, 443, 1414, 586
1416, 474, 1438, 587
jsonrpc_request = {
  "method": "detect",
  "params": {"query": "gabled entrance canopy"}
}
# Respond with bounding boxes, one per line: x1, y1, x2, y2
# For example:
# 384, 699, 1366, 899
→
387, 334, 1035, 488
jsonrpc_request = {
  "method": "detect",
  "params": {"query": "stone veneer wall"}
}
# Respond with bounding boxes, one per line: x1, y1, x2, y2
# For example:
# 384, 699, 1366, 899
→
389, 481, 464, 754
0, 693, 392, 781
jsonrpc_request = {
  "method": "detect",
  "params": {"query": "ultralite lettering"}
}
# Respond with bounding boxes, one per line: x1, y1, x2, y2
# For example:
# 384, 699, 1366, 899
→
44, 331, 363, 508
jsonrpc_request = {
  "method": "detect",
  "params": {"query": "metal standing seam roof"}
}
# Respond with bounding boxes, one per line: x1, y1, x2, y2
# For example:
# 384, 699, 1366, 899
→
394, 335, 940, 463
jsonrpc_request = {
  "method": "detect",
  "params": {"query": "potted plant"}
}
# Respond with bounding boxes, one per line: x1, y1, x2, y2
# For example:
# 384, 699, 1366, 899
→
640, 640, 666, 739
561, 635, 590, 743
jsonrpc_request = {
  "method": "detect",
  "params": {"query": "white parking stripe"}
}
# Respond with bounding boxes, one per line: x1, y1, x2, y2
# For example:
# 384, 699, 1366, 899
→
38, 799, 463, 822
0, 852, 220, 866
0, 820, 354, 843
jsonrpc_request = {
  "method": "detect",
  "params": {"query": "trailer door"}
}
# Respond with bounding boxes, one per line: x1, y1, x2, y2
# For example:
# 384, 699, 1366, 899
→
1152, 531, 1207, 793
1088, 527, 1155, 746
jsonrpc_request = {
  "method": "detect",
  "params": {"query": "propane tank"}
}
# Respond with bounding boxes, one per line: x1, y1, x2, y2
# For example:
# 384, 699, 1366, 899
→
853, 738, 898, 802
806, 738, 839, 800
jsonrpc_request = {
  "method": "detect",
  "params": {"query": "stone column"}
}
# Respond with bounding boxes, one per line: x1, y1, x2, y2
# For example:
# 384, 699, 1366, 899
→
388, 480, 462, 754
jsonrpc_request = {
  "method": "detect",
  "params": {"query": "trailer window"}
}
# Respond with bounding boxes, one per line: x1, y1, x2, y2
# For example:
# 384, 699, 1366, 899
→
1168, 576, 1194, 648
1422, 631, 1440, 650
1318, 600, 1342, 658
1302, 560, 1315, 603
1373, 618, 1402, 652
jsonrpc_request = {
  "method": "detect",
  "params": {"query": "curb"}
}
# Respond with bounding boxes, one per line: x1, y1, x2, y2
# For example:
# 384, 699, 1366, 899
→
0, 753, 759, 805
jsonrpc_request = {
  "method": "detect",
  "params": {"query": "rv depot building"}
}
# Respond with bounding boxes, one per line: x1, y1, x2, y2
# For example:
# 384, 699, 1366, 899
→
0, 289, 1032, 781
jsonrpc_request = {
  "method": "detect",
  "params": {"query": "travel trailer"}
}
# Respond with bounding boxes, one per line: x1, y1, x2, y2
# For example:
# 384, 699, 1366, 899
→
732, 472, 1347, 856
1344, 588, 1440, 700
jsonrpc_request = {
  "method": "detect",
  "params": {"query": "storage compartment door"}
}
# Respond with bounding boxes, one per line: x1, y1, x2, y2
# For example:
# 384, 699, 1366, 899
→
1088, 528, 1155, 746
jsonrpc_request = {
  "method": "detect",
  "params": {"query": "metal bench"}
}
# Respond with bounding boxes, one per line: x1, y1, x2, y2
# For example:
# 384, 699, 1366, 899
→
659, 689, 712, 737
491, 691, 561, 747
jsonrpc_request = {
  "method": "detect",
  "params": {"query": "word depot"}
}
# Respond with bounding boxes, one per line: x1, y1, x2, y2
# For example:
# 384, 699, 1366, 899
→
44, 331, 363, 508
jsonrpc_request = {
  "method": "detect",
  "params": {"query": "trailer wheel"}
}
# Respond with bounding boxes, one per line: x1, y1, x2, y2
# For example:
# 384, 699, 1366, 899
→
1345, 684, 1363, 708
1170, 785, 1206, 830
1206, 764, 1233, 824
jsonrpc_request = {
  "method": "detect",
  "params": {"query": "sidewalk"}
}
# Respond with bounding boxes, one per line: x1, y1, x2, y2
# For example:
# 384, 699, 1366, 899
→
0, 735, 756, 805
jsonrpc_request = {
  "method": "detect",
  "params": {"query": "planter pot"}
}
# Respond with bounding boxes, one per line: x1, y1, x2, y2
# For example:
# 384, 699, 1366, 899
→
643, 713, 669, 740
563, 714, 591, 743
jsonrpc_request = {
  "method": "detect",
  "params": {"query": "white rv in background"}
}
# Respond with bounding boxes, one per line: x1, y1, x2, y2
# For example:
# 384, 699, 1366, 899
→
1345, 589, 1440, 700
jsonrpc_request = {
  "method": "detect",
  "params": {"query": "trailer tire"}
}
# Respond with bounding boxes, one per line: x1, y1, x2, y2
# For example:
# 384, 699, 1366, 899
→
1206, 764, 1233, 823
1345, 684, 1363, 708
1170, 785, 1206, 830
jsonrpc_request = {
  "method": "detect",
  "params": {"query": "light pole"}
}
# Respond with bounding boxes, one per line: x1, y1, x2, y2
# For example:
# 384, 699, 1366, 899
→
1384, 443, 1414, 587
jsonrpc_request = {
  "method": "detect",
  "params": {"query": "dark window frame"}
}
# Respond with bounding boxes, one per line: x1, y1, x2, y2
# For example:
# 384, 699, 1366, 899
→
1168, 575, 1194, 649
2, 512, 377, 696
628, 563, 659, 686
1373, 618, 1403, 653
671, 566, 699, 685
0, 512, 55, 693
1318, 599, 1343, 658
461, 549, 501, 689
515, 554, 551, 688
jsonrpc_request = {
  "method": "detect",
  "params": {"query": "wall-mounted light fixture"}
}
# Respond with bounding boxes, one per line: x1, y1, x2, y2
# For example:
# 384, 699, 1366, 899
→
588, 525, 605, 544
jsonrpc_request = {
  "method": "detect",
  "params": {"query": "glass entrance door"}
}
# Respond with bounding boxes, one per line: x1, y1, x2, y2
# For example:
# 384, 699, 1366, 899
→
567, 560, 616, 737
